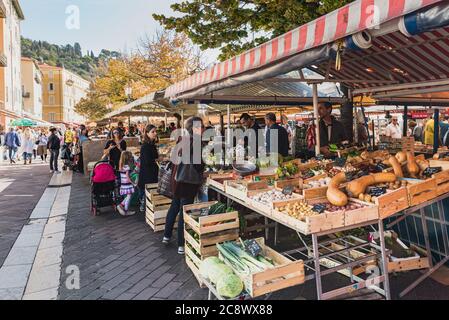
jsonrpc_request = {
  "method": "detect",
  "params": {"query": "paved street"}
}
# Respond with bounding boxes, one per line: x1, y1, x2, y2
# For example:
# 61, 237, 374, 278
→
0, 161, 52, 267
1, 162, 449, 300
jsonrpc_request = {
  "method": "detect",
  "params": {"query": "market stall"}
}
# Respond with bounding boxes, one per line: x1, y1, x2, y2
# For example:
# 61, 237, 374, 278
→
160, 0, 449, 300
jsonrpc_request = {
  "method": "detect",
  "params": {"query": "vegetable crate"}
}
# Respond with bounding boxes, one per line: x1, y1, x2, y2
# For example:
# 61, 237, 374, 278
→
224, 180, 268, 200
272, 198, 378, 235
185, 245, 206, 288
207, 173, 235, 192
247, 188, 302, 216
274, 178, 303, 191
374, 187, 409, 219
183, 201, 240, 258
219, 238, 305, 298
145, 184, 173, 232
406, 178, 437, 207
432, 170, 449, 196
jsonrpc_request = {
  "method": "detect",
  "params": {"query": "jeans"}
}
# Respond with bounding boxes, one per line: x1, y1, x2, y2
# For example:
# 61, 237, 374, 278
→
50, 149, 59, 171
164, 197, 194, 247
8, 147, 16, 161
22, 152, 32, 161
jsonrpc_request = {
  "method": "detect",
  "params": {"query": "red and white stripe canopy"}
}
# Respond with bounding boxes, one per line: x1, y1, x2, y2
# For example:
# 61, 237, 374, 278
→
165, 0, 442, 99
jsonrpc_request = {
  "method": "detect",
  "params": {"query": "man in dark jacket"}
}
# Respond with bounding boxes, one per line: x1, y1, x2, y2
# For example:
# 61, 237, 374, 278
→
318, 102, 348, 157
265, 113, 289, 157
240, 113, 262, 158
47, 127, 61, 173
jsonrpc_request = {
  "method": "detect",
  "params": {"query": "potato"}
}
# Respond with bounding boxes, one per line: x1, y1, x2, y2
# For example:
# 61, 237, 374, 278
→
364, 194, 372, 202
359, 193, 365, 201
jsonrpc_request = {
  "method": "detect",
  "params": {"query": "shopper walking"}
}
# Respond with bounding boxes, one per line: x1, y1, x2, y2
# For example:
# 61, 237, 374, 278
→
163, 116, 206, 255
47, 127, 61, 174
21, 128, 34, 165
103, 128, 127, 171
117, 151, 136, 216
37, 129, 48, 162
138, 124, 159, 212
4, 127, 21, 164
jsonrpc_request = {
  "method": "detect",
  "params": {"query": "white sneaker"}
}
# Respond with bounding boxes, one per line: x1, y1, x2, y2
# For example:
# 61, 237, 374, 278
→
178, 247, 185, 255
126, 210, 136, 216
162, 237, 170, 244
50, 170, 54, 174
117, 205, 126, 216
55, 170, 61, 174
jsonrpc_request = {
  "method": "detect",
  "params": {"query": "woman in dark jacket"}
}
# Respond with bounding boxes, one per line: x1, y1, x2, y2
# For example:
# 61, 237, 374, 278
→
163, 116, 205, 255
138, 124, 159, 212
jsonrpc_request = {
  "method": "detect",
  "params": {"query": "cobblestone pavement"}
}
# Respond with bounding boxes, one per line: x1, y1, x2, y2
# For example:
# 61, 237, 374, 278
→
0, 161, 52, 266
58, 172, 207, 300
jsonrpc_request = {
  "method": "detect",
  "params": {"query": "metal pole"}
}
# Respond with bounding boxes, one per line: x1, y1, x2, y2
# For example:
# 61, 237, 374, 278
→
372, 120, 376, 149
227, 104, 231, 146
312, 84, 320, 156
164, 113, 168, 131
403, 105, 408, 137
434, 108, 440, 154
421, 208, 434, 267
378, 221, 391, 300
312, 234, 323, 300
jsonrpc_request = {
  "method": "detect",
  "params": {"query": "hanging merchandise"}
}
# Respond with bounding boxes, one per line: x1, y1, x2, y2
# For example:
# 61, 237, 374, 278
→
306, 123, 316, 151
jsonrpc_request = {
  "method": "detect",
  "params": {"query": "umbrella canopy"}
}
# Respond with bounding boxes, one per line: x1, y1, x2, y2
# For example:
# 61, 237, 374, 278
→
10, 118, 37, 127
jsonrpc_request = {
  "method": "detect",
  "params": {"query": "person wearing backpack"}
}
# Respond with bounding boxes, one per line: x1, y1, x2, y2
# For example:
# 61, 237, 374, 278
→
47, 127, 61, 174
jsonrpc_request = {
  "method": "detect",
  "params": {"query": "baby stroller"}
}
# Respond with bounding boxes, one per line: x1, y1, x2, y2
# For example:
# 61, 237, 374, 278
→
90, 160, 117, 216
61, 144, 74, 171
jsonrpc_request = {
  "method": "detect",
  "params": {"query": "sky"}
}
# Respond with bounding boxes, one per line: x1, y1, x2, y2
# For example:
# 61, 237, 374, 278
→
20, 0, 219, 64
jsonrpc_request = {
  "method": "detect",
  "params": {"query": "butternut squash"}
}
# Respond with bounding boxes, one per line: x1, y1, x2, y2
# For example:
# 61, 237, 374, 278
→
326, 172, 348, 207
388, 156, 403, 177
406, 151, 419, 178
395, 151, 407, 163
416, 159, 430, 171
346, 173, 396, 198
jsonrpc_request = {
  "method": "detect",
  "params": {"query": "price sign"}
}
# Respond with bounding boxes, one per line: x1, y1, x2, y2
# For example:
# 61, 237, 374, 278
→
334, 157, 346, 167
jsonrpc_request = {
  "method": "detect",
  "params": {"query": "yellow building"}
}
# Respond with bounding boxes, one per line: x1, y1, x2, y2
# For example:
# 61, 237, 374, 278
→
0, 0, 24, 129
40, 64, 90, 125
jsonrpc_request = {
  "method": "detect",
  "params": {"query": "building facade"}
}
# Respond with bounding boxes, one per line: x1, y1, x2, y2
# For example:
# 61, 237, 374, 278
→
40, 64, 89, 125
0, 0, 24, 129
21, 57, 42, 120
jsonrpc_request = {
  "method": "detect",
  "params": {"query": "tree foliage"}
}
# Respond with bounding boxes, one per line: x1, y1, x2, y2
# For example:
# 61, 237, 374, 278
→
153, 0, 352, 61
21, 37, 121, 80
75, 30, 203, 120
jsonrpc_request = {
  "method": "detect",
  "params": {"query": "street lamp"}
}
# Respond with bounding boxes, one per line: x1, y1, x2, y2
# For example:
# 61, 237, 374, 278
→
125, 85, 133, 129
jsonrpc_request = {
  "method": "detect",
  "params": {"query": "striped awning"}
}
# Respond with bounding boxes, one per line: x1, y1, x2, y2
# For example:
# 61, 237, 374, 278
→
165, 0, 442, 99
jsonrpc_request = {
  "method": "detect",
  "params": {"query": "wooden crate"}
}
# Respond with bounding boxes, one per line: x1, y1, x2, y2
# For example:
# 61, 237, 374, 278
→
145, 206, 177, 232
145, 188, 172, 211
343, 199, 379, 226
274, 178, 303, 190
302, 186, 328, 200
207, 173, 234, 191
247, 188, 302, 216
375, 187, 409, 219
183, 201, 239, 235
432, 169, 449, 196
272, 198, 345, 235
219, 238, 304, 298
224, 180, 269, 200
406, 178, 437, 206
185, 245, 206, 288
184, 228, 239, 257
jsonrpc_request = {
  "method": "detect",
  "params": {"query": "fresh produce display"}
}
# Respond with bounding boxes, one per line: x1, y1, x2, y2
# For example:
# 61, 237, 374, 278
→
326, 172, 349, 206
304, 177, 331, 189
276, 162, 299, 179
276, 201, 317, 220
250, 190, 296, 205
217, 241, 275, 276
199, 256, 244, 299
316, 201, 366, 212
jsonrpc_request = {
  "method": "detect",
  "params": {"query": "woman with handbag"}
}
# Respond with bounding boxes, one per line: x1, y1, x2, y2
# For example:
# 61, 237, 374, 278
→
163, 116, 205, 255
138, 124, 159, 212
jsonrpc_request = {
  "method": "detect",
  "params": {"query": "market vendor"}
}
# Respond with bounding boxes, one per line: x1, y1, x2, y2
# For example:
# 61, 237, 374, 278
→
239, 113, 261, 157
265, 112, 289, 157
318, 102, 348, 157
385, 116, 402, 140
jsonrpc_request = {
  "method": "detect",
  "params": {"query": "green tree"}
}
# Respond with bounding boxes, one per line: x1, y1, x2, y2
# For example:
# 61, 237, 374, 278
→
153, 0, 351, 61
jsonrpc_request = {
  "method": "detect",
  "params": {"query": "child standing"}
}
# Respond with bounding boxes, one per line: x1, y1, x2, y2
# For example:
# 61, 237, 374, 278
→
117, 151, 136, 216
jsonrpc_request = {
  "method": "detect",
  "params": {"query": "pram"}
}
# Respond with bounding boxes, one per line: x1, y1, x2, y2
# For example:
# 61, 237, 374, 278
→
61, 144, 74, 171
90, 160, 117, 216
